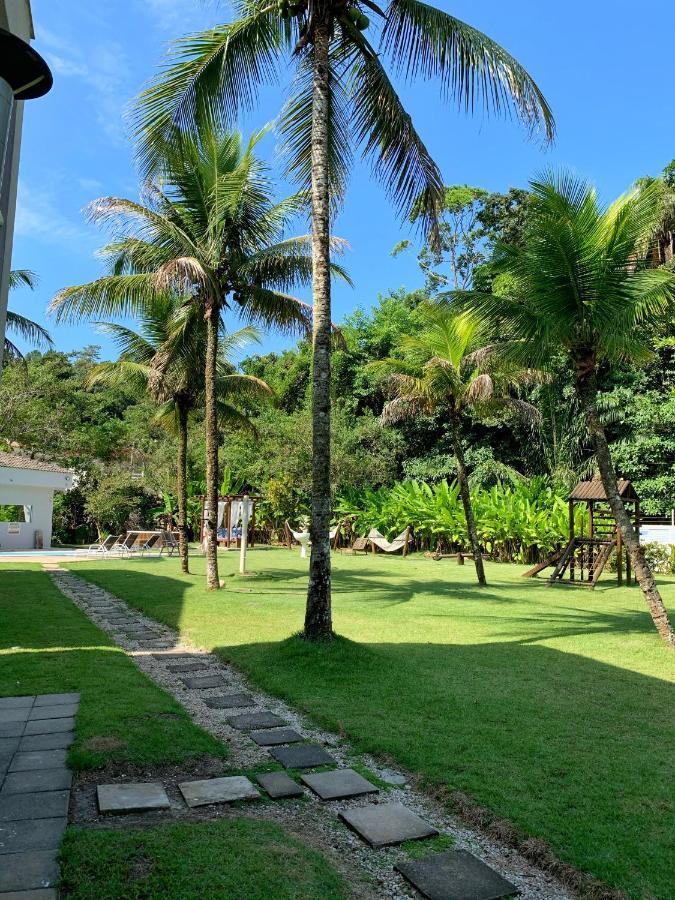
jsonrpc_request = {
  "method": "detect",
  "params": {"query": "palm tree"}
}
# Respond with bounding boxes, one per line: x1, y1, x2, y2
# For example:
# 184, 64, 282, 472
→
4, 269, 52, 362
50, 123, 333, 590
88, 295, 271, 574
461, 172, 675, 647
378, 304, 538, 584
133, 0, 554, 641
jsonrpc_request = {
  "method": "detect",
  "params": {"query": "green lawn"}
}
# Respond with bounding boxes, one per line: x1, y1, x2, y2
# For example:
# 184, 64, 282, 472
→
60, 819, 352, 900
0, 566, 226, 769
67, 549, 675, 899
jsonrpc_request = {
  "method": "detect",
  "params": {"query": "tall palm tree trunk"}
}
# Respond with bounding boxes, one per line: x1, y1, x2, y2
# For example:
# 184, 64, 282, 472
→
176, 400, 190, 574
577, 368, 674, 647
204, 300, 220, 590
451, 418, 486, 586
304, 21, 333, 642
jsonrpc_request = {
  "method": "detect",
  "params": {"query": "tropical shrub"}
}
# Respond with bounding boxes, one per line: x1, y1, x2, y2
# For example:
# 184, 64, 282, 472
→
336, 477, 586, 563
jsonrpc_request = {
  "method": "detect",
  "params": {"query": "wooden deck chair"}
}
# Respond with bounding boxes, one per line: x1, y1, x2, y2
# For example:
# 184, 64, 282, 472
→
351, 536, 369, 554
368, 527, 412, 557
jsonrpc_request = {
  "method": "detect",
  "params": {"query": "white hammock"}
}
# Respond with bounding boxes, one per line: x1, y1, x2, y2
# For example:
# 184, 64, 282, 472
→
286, 522, 341, 543
367, 527, 410, 553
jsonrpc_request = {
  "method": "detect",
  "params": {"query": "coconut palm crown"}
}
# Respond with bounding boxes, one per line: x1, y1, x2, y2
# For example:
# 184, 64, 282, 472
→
133, 0, 554, 640
88, 295, 272, 573
50, 124, 342, 590
377, 304, 539, 584
4, 270, 53, 363
457, 171, 675, 646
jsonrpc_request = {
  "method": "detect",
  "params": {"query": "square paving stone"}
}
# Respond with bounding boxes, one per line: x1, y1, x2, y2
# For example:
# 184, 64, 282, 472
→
227, 712, 288, 730
97, 783, 170, 814
9, 751, 67, 773
181, 675, 227, 690
24, 718, 75, 736
301, 768, 379, 801
0, 738, 20, 755
34, 693, 79, 707
152, 653, 199, 662
166, 662, 209, 674
0, 791, 69, 822
178, 776, 260, 808
0, 722, 25, 738
339, 803, 438, 848
2, 768, 72, 794
28, 704, 78, 722
0, 709, 30, 724
203, 694, 254, 709
255, 772, 304, 799
0, 848, 59, 891
0, 697, 34, 710
250, 728, 304, 747
0, 817, 66, 854
19, 733, 74, 752
269, 744, 337, 770
395, 849, 518, 900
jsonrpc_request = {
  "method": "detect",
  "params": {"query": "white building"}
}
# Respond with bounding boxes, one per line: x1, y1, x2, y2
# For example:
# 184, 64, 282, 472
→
0, 451, 73, 550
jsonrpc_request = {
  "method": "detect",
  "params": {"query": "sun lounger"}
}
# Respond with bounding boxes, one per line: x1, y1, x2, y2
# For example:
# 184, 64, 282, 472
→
159, 530, 179, 556
87, 534, 122, 556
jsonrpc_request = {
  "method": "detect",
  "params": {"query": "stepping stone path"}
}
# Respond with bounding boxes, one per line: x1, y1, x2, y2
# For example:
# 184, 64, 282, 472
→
255, 771, 304, 799
301, 768, 379, 801
50, 570, 574, 900
0, 692, 79, 898
395, 849, 519, 900
339, 802, 439, 848
270, 743, 337, 770
249, 727, 304, 746
203, 694, 255, 709
97, 783, 170, 814
179, 776, 260, 808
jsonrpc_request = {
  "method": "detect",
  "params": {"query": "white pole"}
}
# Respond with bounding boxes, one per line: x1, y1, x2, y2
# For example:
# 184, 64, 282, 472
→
239, 494, 250, 575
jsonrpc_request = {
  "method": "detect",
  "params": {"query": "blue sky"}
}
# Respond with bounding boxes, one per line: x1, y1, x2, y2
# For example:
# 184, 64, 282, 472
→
9, 0, 674, 360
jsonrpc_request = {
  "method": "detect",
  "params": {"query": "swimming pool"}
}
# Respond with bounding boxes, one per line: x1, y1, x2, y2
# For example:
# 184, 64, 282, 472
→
0, 548, 86, 558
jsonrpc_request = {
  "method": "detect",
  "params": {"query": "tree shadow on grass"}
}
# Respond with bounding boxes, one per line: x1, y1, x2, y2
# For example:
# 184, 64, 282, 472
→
218, 633, 674, 900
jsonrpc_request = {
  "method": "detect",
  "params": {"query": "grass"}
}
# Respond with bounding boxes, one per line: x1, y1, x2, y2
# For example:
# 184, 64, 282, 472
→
0, 566, 227, 769
60, 819, 352, 899
65, 548, 675, 899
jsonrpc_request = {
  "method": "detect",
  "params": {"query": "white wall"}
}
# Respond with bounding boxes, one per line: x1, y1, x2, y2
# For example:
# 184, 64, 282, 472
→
0, 463, 72, 550
0, 483, 54, 549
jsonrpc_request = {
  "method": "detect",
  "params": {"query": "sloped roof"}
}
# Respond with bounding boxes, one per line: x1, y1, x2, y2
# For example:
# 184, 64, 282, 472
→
568, 479, 638, 502
0, 452, 71, 474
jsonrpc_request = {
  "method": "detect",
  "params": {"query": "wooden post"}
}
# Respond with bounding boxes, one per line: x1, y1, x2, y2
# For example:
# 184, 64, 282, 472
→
249, 499, 256, 548
403, 528, 410, 558
568, 499, 574, 542
239, 493, 250, 575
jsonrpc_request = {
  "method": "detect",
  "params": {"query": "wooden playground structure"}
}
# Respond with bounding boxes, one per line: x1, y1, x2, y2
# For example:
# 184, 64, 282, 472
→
200, 494, 258, 549
523, 479, 640, 588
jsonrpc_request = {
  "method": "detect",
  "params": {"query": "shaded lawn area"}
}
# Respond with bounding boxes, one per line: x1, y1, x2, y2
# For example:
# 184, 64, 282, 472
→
0, 566, 226, 769
60, 819, 351, 900
67, 550, 675, 899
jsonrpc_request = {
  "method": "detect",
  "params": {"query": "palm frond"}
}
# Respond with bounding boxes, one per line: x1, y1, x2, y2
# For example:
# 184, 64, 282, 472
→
382, 0, 555, 140
5, 311, 53, 349
50, 274, 163, 323
8, 269, 38, 291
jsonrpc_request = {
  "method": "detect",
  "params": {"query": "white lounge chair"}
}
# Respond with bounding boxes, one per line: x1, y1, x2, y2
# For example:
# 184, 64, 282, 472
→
87, 534, 122, 556
367, 527, 412, 556
109, 533, 138, 557
159, 530, 179, 556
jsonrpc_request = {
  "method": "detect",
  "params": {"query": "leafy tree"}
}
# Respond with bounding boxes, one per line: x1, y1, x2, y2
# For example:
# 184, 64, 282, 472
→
51, 123, 316, 590
134, 0, 554, 640
463, 172, 675, 646
84, 472, 155, 539
377, 304, 538, 584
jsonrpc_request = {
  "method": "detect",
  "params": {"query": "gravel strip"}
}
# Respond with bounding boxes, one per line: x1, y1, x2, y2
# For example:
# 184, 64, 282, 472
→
51, 569, 576, 900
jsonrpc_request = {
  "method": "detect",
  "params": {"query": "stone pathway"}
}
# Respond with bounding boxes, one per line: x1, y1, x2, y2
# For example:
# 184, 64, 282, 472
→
51, 570, 576, 900
0, 692, 79, 899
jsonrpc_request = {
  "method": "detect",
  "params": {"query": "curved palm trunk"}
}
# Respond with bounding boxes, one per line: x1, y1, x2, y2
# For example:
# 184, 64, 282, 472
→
204, 300, 220, 590
451, 418, 486, 586
577, 368, 674, 647
176, 400, 190, 575
304, 21, 333, 642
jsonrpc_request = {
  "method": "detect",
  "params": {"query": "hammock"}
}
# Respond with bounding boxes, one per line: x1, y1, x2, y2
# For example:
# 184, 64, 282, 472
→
285, 521, 342, 544
367, 527, 411, 554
